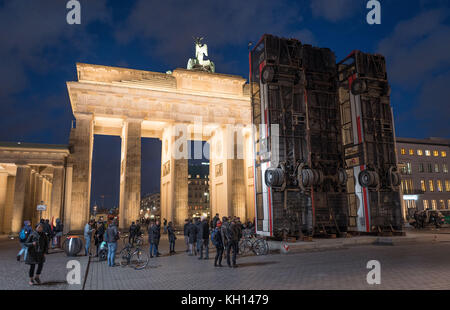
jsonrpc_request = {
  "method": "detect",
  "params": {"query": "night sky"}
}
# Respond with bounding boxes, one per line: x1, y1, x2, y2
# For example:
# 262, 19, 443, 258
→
1, 0, 449, 209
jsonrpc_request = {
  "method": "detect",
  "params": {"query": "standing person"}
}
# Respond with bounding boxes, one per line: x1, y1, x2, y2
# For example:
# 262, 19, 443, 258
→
199, 216, 210, 260
150, 220, 161, 257
94, 220, 105, 257
163, 218, 168, 234
167, 222, 176, 255
53, 218, 63, 248
105, 220, 119, 267
211, 220, 224, 267
211, 213, 220, 230
188, 219, 197, 256
226, 219, 241, 268
220, 217, 230, 261
17, 220, 32, 261
43, 219, 52, 254
195, 217, 203, 256
24, 223, 48, 285
83, 219, 94, 256
183, 219, 190, 252
128, 221, 137, 246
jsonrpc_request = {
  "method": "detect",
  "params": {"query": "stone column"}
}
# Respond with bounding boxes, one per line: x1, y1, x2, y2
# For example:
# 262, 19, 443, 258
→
160, 125, 188, 228
12, 165, 31, 233
244, 132, 255, 223
0, 170, 8, 233
25, 171, 36, 225
119, 119, 142, 229
63, 165, 73, 234
209, 126, 246, 220
50, 166, 65, 224
68, 113, 94, 232
35, 175, 43, 224
3, 175, 15, 233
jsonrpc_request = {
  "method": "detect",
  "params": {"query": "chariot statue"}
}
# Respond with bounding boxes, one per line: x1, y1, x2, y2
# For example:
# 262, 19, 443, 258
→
187, 37, 215, 73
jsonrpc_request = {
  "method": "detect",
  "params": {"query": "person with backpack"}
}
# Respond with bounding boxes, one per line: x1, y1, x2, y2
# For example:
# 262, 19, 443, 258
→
149, 220, 161, 258
167, 221, 176, 255
17, 220, 32, 261
226, 218, 241, 268
83, 219, 95, 256
211, 220, 224, 267
24, 223, 48, 285
199, 216, 210, 260
105, 220, 119, 267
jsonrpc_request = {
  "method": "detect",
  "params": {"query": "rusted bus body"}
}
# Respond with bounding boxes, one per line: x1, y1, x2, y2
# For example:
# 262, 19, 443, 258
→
337, 51, 402, 232
249, 34, 348, 239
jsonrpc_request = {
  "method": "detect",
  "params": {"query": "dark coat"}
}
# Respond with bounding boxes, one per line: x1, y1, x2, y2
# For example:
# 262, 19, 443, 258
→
188, 223, 197, 243
230, 222, 241, 242
195, 221, 202, 240
24, 231, 48, 265
212, 227, 223, 248
95, 224, 105, 245
201, 220, 210, 239
129, 223, 137, 236
168, 226, 176, 242
183, 223, 189, 236
150, 224, 161, 244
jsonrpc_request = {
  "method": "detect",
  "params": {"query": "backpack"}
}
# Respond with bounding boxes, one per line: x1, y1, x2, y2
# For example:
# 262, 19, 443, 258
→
210, 228, 218, 246
19, 227, 28, 242
224, 223, 233, 241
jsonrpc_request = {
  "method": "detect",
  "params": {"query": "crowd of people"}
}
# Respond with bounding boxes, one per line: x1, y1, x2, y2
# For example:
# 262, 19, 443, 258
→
16, 213, 256, 285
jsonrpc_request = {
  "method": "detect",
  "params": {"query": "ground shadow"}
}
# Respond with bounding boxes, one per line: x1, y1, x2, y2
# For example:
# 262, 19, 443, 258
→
38, 280, 67, 286
233, 261, 278, 268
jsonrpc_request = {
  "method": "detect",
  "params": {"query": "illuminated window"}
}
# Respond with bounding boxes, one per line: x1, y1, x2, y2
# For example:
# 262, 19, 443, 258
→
435, 164, 439, 173
432, 200, 437, 210
437, 180, 443, 192
423, 200, 429, 209
409, 149, 414, 155
439, 200, 445, 209
444, 164, 448, 173
425, 150, 431, 156
429, 180, 434, 192
445, 180, 450, 192
417, 149, 423, 156
433, 150, 439, 157
400, 148, 406, 155
421, 180, 426, 192
442, 151, 447, 158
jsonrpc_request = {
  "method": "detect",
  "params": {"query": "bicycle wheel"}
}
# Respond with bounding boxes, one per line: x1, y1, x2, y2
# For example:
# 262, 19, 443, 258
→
239, 239, 252, 255
130, 249, 149, 270
253, 239, 267, 256
119, 247, 131, 267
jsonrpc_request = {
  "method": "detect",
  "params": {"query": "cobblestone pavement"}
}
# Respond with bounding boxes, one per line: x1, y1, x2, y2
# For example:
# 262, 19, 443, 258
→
0, 236, 87, 290
84, 234, 450, 290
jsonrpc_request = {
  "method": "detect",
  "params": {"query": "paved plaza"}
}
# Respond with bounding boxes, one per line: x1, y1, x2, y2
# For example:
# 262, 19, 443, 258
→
1, 230, 450, 290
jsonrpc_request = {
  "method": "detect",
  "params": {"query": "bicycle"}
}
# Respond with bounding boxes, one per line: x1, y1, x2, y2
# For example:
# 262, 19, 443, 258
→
119, 239, 148, 270
239, 230, 269, 256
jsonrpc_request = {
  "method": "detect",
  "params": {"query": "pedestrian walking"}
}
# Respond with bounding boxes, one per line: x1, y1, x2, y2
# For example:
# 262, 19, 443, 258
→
183, 219, 190, 252
105, 220, 119, 267
17, 220, 32, 261
24, 223, 48, 285
199, 216, 210, 260
168, 221, 177, 254
188, 219, 197, 256
211, 213, 220, 230
84, 219, 94, 256
211, 220, 224, 267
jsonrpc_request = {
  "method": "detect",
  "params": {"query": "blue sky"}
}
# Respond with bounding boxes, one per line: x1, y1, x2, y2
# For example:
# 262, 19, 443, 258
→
0, 0, 449, 208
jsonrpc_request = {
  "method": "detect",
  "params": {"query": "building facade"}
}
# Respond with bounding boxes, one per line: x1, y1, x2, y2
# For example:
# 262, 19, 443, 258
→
396, 137, 450, 219
140, 192, 161, 221
188, 163, 210, 219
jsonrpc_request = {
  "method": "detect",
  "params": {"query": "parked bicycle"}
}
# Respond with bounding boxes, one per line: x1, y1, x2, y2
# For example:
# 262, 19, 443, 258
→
239, 229, 269, 256
119, 239, 148, 270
